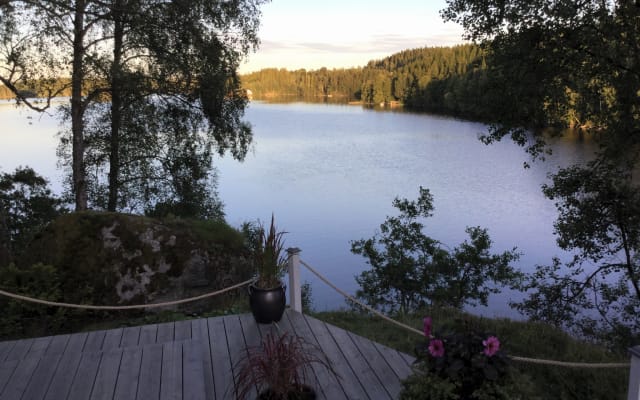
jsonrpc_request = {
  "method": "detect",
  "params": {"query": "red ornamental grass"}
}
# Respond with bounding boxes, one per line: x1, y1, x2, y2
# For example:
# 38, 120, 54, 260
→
423, 316, 432, 338
234, 332, 333, 400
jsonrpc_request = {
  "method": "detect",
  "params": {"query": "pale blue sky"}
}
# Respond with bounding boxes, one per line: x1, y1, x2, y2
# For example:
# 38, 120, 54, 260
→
239, 0, 466, 73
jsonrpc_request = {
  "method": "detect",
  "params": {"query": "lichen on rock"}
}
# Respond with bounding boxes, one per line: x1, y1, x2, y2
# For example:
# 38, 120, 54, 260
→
23, 211, 252, 313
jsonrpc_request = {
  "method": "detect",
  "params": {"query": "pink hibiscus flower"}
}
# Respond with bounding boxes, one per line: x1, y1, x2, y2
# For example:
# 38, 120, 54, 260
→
483, 336, 500, 357
428, 339, 445, 357
423, 317, 432, 338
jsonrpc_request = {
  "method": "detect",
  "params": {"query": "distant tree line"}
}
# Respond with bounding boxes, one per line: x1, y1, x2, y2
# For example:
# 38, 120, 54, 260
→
0, 79, 72, 100
241, 45, 495, 119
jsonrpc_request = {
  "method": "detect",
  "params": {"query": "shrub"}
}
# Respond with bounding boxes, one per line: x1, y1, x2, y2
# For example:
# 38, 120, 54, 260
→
401, 317, 532, 400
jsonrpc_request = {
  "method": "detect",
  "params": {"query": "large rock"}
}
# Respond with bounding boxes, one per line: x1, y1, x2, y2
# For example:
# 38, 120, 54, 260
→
23, 212, 252, 313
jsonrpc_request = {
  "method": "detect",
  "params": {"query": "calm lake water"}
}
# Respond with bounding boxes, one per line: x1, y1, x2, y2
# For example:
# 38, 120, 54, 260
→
0, 100, 594, 317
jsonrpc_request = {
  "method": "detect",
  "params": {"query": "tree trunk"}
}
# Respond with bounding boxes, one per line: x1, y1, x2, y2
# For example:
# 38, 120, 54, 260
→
71, 0, 88, 211
108, 1, 124, 211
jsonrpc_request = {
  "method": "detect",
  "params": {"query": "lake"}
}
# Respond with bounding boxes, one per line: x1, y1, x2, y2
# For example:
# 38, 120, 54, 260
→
0, 100, 595, 317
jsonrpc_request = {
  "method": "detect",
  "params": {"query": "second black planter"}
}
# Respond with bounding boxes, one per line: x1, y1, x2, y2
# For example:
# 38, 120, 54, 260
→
248, 284, 286, 324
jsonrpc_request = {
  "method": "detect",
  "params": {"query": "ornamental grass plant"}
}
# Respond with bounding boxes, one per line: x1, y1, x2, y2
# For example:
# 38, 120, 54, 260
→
234, 331, 333, 400
253, 215, 287, 288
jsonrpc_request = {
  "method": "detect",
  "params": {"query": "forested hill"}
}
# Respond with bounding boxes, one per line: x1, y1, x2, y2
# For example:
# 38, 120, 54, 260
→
240, 44, 493, 120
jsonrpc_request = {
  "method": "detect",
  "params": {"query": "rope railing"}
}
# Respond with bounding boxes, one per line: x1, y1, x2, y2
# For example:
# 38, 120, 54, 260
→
299, 258, 631, 369
0, 255, 632, 370
0, 278, 254, 310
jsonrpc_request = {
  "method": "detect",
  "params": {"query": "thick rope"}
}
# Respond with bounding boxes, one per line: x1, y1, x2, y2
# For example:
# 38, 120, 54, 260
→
299, 259, 631, 369
0, 278, 254, 310
300, 259, 424, 336
509, 356, 629, 368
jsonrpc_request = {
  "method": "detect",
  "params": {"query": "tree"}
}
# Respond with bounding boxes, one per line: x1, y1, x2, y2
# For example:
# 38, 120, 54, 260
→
441, 0, 640, 343
512, 160, 640, 346
0, 167, 65, 264
351, 187, 520, 314
1, 0, 266, 212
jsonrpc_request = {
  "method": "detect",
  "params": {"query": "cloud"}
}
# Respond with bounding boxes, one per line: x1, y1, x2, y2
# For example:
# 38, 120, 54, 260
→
241, 29, 467, 73
260, 31, 464, 56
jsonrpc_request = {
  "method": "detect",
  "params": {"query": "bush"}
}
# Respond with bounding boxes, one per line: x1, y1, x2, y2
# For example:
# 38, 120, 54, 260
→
0, 263, 68, 339
400, 317, 533, 400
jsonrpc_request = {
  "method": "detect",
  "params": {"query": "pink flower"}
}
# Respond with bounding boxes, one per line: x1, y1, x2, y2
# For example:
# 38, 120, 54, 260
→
428, 339, 445, 357
483, 336, 500, 357
423, 317, 432, 338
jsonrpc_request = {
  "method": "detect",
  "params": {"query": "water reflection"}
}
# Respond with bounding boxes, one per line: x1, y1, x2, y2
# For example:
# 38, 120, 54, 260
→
0, 101, 596, 317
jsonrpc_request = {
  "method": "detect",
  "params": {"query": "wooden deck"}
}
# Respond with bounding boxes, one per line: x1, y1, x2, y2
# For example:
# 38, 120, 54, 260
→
0, 310, 416, 399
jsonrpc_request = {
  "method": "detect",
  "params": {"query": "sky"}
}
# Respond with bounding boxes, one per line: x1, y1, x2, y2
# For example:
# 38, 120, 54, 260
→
238, 0, 467, 74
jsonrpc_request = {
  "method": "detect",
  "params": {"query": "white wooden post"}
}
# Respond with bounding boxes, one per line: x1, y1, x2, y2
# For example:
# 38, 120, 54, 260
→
287, 247, 302, 313
629, 346, 640, 400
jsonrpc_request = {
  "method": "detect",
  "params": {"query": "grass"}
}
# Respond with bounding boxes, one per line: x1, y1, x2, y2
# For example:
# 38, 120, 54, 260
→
310, 308, 631, 400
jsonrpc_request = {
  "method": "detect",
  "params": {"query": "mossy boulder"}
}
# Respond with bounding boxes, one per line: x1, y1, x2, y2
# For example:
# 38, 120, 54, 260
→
22, 211, 252, 313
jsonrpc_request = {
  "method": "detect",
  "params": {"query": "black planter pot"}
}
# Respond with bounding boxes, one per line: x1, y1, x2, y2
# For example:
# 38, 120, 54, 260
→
258, 385, 316, 400
248, 284, 286, 324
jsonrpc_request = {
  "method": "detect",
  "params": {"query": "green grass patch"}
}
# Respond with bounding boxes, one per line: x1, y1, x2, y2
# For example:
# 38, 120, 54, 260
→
310, 308, 630, 400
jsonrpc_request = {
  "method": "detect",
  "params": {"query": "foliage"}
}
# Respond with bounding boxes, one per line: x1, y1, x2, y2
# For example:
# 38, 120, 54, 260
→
440, 0, 640, 343
0, 263, 67, 339
0, 167, 66, 264
402, 317, 513, 400
241, 44, 492, 117
351, 187, 521, 314
512, 160, 640, 347
11, 211, 253, 327
234, 332, 331, 400
301, 281, 314, 313
1, 0, 267, 211
250, 215, 287, 288
313, 309, 628, 400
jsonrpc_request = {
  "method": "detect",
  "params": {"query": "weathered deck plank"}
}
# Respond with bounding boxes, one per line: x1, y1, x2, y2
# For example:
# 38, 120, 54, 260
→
28, 336, 52, 357
121, 326, 141, 347
139, 324, 158, 345
326, 322, 390, 399
6, 338, 33, 361
156, 321, 175, 343
102, 328, 124, 350
0, 360, 18, 396
192, 318, 215, 399
223, 315, 249, 398
45, 334, 70, 356
91, 349, 122, 400
21, 353, 62, 400
208, 316, 233, 400
160, 341, 182, 400
291, 312, 348, 400
136, 344, 163, 400
112, 347, 142, 400
348, 331, 402, 399
0, 309, 414, 400
43, 338, 85, 400
304, 315, 370, 399
66, 332, 88, 355
0, 341, 15, 363
174, 319, 191, 341
239, 312, 263, 399
0, 354, 40, 399
372, 341, 415, 381
67, 351, 102, 400
83, 330, 106, 353
183, 341, 207, 400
